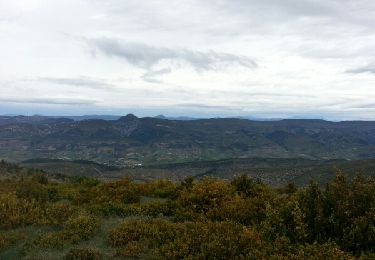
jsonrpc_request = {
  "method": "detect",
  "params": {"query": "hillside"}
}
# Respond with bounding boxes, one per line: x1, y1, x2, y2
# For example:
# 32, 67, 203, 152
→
20, 157, 375, 187
1, 115, 375, 167
1, 166, 375, 259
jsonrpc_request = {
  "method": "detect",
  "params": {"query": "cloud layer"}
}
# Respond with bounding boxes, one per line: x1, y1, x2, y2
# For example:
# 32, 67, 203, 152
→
89, 38, 257, 70
39, 77, 116, 90
0, 97, 98, 106
0, 0, 375, 119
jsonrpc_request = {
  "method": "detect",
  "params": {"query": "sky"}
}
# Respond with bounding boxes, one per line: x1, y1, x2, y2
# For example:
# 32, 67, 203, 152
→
1, 0, 375, 120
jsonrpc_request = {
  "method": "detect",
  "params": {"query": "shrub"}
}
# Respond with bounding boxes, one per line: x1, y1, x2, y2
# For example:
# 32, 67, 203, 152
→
31, 172, 49, 185
89, 178, 141, 204
34, 232, 65, 249
115, 241, 147, 258
16, 181, 58, 202
0, 193, 45, 229
64, 248, 103, 260
139, 179, 177, 198
87, 202, 141, 217
63, 213, 100, 243
45, 201, 76, 225
108, 219, 262, 259
0, 235, 5, 250
141, 200, 174, 217
282, 242, 355, 260
0, 231, 23, 251
231, 174, 261, 197
175, 178, 235, 220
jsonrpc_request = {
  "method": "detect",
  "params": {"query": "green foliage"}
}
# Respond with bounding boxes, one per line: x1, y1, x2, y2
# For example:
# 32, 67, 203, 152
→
115, 241, 147, 258
63, 213, 100, 243
33, 231, 65, 249
69, 176, 100, 187
16, 180, 59, 202
138, 179, 177, 198
174, 178, 235, 220
141, 200, 174, 217
72, 178, 141, 205
108, 218, 260, 258
27, 212, 100, 252
231, 174, 263, 197
45, 201, 76, 225
280, 242, 355, 260
87, 202, 141, 217
64, 248, 103, 260
0, 193, 45, 229
0, 231, 23, 251
2, 165, 375, 259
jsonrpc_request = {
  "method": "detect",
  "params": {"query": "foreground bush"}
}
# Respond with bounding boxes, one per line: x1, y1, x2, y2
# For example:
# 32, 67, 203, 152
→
64, 248, 103, 260
1, 167, 375, 259
108, 218, 355, 259
108, 219, 260, 258
29, 213, 100, 250
0, 231, 23, 251
0, 193, 44, 229
87, 202, 141, 217
62, 213, 101, 243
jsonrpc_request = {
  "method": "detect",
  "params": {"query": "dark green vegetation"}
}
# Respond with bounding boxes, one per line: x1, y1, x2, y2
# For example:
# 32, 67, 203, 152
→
2, 115, 375, 167
21, 157, 375, 187
3, 114, 375, 185
1, 161, 375, 259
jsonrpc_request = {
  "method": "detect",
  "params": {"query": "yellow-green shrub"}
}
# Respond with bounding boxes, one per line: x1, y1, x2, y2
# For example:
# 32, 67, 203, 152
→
16, 181, 58, 202
175, 178, 235, 220
108, 219, 261, 259
277, 242, 355, 260
0, 193, 45, 229
115, 241, 147, 258
0, 231, 23, 251
87, 202, 141, 217
141, 200, 174, 217
139, 179, 176, 198
45, 201, 76, 225
64, 248, 103, 260
62, 213, 100, 243
33, 232, 65, 249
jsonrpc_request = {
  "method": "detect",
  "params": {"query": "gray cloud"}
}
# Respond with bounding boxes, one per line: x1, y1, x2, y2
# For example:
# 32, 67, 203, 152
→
219, 0, 337, 19
352, 104, 375, 109
213, 90, 315, 99
2, 0, 375, 120
346, 64, 375, 74
218, 0, 375, 30
141, 68, 172, 84
39, 77, 117, 89
0, 97, 99, 106
89, 38, 257, 71
175, 103, 237, 111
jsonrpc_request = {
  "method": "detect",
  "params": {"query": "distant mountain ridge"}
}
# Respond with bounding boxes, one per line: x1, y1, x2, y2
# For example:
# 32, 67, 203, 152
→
1, 114, 375, 166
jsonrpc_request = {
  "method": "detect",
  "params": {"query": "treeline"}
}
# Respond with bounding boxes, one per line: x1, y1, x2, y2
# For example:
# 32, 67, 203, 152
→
0, 163, 375, 259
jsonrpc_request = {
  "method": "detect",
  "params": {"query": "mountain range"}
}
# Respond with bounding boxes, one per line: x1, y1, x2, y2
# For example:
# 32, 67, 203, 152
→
1, 114, 375, 167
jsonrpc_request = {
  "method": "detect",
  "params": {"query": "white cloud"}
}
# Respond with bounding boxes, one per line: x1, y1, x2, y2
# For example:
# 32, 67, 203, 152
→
0, 0, 375, 119
0, 96, 99, 106
89, 37, 257, 71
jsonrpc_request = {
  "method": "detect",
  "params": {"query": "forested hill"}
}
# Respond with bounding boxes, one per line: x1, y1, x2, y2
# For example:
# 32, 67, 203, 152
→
0, 115, 375, 166
1, 115, 375, 166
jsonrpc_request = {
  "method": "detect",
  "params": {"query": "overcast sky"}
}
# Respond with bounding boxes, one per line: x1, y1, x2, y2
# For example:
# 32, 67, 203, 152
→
1, 0, 375, 120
